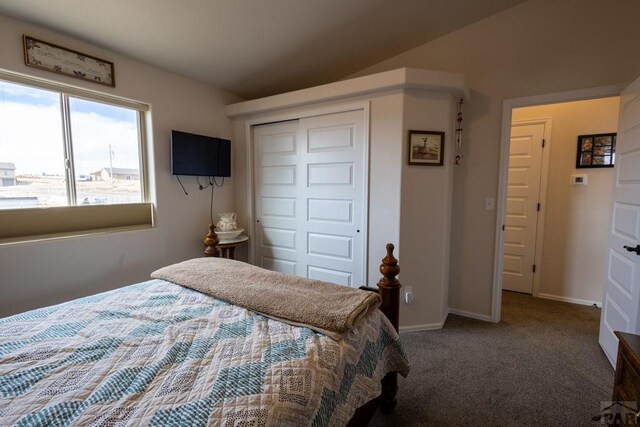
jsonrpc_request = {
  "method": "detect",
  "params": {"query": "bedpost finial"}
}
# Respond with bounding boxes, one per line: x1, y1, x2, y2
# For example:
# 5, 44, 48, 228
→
204, 224, 220, 257
379, 243, 400, 289
386, 243, 395, 259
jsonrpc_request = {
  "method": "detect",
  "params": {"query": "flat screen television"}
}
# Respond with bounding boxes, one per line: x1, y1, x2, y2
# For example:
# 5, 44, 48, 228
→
171, 130, 231, 177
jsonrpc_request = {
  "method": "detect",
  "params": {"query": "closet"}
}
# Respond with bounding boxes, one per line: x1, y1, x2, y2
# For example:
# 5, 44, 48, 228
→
227, 67, 466, 330
252, 110, 366, 285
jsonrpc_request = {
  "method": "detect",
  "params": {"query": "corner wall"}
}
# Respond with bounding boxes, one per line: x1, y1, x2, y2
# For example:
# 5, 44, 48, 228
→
512, 97, 619, 304
0, 14, 241, 317
400, 90, 454, 328
348, 0, 640, 318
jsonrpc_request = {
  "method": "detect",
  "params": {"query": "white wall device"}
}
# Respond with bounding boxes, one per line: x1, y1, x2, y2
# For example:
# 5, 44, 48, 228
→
485, 197, 496, 211
404, 286, 414, 304
570, 174, 588, 186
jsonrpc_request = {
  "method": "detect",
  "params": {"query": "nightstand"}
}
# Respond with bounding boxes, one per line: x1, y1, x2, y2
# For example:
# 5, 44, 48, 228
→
612, 331, 640, 421
217, 235, 249, 260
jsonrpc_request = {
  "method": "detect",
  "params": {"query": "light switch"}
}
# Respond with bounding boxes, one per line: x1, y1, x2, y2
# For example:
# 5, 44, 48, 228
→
485, 197, 495, 211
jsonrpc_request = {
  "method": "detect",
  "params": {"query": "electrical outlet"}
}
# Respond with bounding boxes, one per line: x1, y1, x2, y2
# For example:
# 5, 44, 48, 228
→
404, 286, 414, 304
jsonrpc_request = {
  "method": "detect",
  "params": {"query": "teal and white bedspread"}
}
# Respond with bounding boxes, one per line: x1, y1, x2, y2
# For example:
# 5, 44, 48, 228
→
0, 279, 409, 426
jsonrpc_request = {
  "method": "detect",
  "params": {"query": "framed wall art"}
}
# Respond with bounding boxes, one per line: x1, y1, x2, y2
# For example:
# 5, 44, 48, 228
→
23, 35, 115, 87
576, 133, 616, 168
408, 130, 445, 166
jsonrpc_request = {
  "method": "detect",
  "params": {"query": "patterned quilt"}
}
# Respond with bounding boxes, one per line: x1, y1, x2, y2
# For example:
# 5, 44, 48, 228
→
0, 279, 409, 426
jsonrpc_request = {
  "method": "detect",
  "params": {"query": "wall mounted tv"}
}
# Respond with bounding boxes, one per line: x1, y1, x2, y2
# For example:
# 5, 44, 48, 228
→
171, 130, 231, 177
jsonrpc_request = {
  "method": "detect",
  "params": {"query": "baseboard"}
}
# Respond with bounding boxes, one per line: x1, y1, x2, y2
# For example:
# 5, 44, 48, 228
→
398, 308, 495, 332
536, 292, 601, 308
399, 317, 447, 333
448, 308, 492, 322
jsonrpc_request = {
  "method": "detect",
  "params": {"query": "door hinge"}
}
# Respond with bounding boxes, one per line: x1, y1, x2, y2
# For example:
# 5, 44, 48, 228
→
537, 203, 541, 211
502, 224, 505, 231
532, 264, 536, 273
542, 139, 545, 148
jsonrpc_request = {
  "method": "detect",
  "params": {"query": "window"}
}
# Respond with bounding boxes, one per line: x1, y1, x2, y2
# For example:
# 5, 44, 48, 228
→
0, 72, 152, 242
0, 80, 145, 208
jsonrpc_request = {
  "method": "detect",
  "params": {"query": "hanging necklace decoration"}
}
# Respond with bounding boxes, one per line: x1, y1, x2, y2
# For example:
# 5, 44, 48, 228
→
454, 97, 464, 166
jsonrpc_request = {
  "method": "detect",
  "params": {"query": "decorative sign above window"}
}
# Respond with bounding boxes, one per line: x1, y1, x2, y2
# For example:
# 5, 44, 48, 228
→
576, 133, 616, 168
22, 35, 115, 87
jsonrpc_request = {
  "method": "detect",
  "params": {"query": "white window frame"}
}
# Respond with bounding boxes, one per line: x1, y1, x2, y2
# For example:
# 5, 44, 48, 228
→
0, 69, 153, 243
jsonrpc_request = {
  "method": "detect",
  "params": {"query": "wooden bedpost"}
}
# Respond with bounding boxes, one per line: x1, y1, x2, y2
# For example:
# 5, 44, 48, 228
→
378, 243, 400, 413
350, 243, 402, 424
203, 224, 220, 257
378, 243, 400, 332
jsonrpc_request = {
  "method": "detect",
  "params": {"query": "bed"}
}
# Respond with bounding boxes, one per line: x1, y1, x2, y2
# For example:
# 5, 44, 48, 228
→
0, 244, 408, 426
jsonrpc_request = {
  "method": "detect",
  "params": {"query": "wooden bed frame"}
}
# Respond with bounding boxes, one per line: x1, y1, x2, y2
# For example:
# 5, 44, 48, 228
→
206, 233, 402, 425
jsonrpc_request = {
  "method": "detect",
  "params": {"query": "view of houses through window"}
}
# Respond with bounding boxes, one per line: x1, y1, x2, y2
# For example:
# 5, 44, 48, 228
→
0, 79, 143, 210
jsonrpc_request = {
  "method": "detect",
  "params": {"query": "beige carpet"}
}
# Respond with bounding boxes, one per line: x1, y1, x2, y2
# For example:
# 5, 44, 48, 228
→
370, 291, 614, 426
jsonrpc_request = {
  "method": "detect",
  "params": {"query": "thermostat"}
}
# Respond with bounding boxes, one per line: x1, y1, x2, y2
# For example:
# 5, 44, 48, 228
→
571, 174, 588, 186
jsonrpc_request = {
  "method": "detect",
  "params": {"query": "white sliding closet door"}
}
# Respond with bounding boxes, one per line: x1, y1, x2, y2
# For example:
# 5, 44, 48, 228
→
253, 109, 366, 287
300, 111, 366, 287
254, 120, 300, 276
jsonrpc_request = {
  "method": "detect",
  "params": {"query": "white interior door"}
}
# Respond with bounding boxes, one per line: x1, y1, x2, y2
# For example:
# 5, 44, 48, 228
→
253, 109, 366, 287
599, 76, 640, 367
253, 120, 300, 276
502, 122, 545, 294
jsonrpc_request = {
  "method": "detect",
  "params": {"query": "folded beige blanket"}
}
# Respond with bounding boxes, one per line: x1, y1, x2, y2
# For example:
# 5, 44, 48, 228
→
151, 257, 381, 340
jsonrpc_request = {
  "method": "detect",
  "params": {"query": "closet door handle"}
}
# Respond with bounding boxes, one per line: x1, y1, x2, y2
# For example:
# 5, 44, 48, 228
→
623, 245, 640, 256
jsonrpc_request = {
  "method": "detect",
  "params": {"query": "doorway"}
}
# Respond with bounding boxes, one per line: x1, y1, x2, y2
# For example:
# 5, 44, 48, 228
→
493, 85, 624, 322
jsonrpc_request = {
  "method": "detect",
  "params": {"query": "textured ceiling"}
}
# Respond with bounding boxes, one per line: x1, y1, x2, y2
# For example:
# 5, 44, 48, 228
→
0, 0, 526, 99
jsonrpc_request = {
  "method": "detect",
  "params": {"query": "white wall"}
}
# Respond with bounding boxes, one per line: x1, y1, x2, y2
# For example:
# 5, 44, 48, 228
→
512, 97, 619, 304
348, 0, 640, 318
400, 90, 455, 327
0, 14, 241, 317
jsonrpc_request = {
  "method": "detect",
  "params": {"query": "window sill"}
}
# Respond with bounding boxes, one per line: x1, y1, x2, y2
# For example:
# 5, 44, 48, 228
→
0, 202, 154, 244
